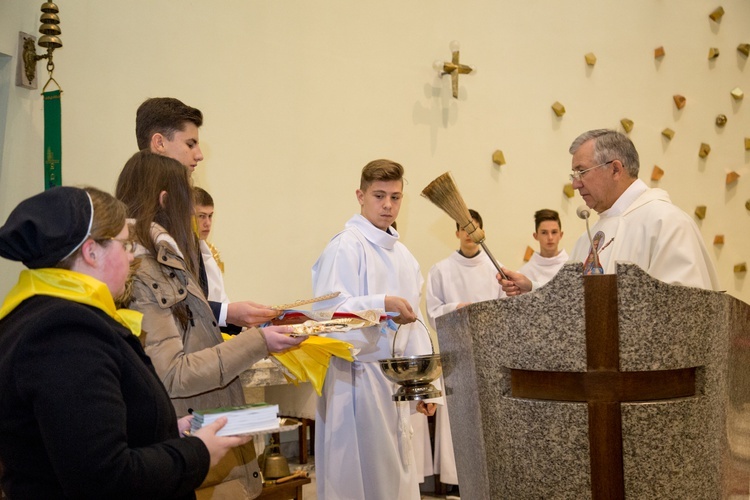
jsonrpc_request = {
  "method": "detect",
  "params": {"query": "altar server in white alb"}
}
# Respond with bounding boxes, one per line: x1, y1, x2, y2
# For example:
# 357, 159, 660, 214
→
311, 159, 437, 500
500, 129, 720, 295
518, 209, 568, 286
193, 187, 229, 305
425, 208, 505, 498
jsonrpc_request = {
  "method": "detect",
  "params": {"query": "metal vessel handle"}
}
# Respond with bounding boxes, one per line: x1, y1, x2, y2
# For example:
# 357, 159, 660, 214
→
391, 318, 435, 358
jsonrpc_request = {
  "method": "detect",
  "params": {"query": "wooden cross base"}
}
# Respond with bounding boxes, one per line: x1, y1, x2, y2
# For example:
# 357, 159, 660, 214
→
510, 274, 697, 499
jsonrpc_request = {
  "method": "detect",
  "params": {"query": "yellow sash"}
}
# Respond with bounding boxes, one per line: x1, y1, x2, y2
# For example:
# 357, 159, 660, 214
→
0, 268, 143, 337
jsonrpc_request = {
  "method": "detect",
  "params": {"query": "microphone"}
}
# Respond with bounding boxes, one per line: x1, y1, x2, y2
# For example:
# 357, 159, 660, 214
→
577, 205, 602, 273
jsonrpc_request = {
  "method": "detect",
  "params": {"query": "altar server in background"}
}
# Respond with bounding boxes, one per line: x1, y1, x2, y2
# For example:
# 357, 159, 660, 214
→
425, 208, 505, 500
518, 209, 568, 286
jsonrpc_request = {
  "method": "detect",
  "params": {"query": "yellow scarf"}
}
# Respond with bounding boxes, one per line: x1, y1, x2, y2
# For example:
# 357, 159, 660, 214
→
0, 268, 143, 337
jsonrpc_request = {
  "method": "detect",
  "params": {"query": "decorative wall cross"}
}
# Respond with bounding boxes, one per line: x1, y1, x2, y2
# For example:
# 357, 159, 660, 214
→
435, 41, 474, 99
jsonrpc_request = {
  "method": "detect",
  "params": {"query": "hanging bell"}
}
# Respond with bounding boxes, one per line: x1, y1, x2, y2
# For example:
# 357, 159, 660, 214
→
39, 24, 61, 36
38, 35, 62, 49
41, 2, 60, 14
40, 13, 60, 25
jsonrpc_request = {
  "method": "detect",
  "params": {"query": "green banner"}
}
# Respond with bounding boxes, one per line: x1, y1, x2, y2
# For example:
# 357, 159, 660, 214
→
43, 90, 62, 190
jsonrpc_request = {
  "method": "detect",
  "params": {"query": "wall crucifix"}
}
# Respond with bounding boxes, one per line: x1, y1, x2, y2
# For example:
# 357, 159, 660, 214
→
434, 40, 475, 99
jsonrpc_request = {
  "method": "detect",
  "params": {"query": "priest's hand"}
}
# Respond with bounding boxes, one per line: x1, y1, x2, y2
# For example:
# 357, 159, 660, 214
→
498, 267, 531, 296
227, 300, 280, 327
194, 417, 253, 468
385, 295, 417, 324
417, 401, 437, 416
261, 325, 307, 352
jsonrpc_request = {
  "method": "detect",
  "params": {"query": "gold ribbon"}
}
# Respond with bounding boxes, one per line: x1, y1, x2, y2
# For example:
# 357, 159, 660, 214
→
0, 268, 142, 337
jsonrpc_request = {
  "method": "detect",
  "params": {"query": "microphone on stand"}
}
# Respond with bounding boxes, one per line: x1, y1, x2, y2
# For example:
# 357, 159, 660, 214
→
577, 205, 602, 273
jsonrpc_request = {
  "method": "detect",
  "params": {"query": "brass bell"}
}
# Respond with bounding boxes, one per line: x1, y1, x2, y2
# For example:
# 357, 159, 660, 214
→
40, 13, 60, 24
261, 442, 291, 479
38, 35, 62, 49
39, 23, 61, 36
41, 2, 59, 13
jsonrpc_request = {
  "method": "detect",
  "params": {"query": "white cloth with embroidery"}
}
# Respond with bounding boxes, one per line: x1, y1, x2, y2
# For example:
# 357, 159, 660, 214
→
569, 179, 720, 290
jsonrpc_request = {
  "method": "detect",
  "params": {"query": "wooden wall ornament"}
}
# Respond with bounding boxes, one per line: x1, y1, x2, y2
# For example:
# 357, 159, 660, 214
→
699, 143, 711, 158
673, 95, 686, 109
716, 114, 727, 127
651, 166, 664, 181
620, 119, 634, 133
726, 172, 740, 186
739, 44, 750, 57
584, 53, 597, 66
745, 138, 750, 151
735, 263, 747, 274
661, 128, 675, 140
563, 183, 575, 198
745, 200, 750, 211
492, 150, 506, 166
714, 235, 724, 246
695, 206, 707, 220
709, 6, 725, 22
551, 101, 566, 117
708, 48, 720, 60
654, 46, 665, 59
434, 41, 474, 99
523, 246, 534, 262
731, 87, 744, 100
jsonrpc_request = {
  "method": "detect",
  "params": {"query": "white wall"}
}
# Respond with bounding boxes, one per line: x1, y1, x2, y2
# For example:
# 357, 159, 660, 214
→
2, 0, 749, 311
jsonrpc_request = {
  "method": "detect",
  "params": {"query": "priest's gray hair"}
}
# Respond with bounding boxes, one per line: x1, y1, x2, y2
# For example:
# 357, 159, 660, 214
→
569, 129, 640, 178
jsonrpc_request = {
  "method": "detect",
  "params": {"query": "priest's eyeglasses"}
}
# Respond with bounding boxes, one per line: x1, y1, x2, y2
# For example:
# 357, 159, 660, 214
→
569, 160, 615, 182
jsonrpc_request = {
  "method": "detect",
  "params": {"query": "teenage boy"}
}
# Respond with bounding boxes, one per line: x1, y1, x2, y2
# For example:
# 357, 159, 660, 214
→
135, 97, 278, 329
311, 159, 437, 500
518, 209, 568, 286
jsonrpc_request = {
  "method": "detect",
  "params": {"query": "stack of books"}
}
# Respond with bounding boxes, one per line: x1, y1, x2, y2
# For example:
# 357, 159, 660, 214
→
190, 403, 280, 436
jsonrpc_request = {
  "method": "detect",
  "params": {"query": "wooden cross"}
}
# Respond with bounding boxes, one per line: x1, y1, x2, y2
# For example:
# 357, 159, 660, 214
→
510, 274, 696, 499
438, 49, 474, 99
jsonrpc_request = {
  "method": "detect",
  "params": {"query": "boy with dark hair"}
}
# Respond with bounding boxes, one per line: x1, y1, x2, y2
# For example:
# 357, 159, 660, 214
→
135, 97, 278, 329
518, 208, 567, 286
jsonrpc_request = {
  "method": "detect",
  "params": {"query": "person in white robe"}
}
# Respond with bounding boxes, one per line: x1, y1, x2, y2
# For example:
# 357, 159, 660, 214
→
194, 188, 229, 305
518, 209, 568, 286
425, 209, 505, 496
311, 159, 437, 500
500, 129, 720, 295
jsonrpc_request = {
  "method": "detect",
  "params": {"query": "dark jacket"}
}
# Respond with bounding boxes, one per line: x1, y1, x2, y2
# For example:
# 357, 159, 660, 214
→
0, 295, 210, 499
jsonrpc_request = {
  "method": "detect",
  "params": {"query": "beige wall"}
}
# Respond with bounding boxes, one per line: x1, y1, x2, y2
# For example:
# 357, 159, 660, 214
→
2, 0, 749, 309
